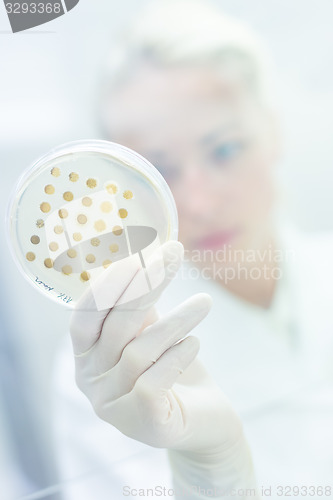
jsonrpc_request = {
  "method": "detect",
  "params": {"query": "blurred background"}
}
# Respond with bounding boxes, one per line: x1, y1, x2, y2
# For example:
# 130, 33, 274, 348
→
1, 0, 333, 234
0, 1, 333, 498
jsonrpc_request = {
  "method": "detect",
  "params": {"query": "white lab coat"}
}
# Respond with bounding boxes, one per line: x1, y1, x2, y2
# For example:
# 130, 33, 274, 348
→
49, 227, 333, 498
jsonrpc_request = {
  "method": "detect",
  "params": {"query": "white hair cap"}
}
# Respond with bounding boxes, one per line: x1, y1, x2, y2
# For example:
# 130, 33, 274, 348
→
104, 0, 276, 109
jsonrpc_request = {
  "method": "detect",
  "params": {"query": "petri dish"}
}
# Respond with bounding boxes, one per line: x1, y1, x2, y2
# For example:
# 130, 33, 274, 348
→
6, 140, 178, 309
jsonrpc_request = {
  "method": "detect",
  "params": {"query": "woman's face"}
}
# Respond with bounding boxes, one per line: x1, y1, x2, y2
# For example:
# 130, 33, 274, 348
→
104, 64, 279, 253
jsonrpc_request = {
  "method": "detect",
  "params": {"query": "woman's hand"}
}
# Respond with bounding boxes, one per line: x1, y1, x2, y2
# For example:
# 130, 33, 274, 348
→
69, 240, 260, 498
69, 240, 242, 451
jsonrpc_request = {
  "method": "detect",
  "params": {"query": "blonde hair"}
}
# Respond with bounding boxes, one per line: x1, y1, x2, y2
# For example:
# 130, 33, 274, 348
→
101, 0, 276, 120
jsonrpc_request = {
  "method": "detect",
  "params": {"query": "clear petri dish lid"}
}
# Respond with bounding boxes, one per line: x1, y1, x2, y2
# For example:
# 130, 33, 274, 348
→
6, 140, 178, 309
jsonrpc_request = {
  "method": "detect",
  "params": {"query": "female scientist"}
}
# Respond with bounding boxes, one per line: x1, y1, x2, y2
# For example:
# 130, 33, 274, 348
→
66, 1, 333, 498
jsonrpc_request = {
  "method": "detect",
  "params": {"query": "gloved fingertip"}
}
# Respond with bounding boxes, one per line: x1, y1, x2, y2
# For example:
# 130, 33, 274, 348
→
191, 292, 213, 315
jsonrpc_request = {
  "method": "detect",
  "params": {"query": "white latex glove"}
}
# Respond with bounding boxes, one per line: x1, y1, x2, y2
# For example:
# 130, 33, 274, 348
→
69, 241, 261, 499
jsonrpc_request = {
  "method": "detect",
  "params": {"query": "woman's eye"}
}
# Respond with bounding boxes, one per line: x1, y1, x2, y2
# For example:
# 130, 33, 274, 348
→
211, 141, 244, 164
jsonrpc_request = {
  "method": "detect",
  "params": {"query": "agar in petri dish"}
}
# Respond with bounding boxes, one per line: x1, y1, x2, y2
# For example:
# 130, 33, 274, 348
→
7, 140, 178, 309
